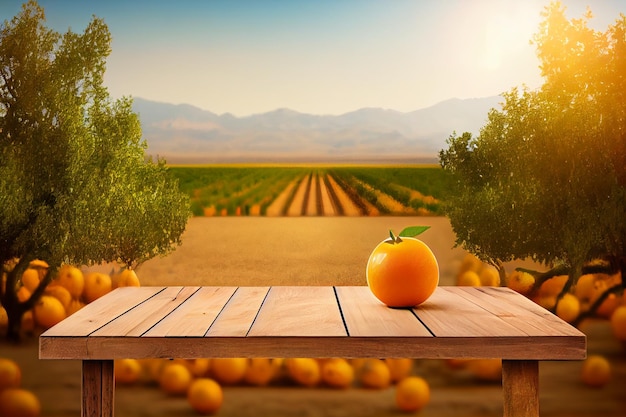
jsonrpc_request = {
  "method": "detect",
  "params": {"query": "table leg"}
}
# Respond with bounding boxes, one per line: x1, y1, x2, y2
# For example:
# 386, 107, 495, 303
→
82, 360, 115, 417
502, 360, 539, 417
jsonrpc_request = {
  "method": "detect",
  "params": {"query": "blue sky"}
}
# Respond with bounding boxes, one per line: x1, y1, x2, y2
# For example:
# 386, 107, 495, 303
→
1, 1, 624, 116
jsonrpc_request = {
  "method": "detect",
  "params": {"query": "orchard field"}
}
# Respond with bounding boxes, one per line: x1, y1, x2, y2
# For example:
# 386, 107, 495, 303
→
2, 166, 626, 417
169, 165, 452, 217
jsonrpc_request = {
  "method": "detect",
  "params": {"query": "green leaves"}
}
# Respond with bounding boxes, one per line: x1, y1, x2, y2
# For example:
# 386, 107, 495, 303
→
399, 226, 430, 237
389, 226, 430, 243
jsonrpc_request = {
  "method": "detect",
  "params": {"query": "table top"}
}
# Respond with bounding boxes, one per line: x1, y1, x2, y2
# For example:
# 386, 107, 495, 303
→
39, 286, 586, 361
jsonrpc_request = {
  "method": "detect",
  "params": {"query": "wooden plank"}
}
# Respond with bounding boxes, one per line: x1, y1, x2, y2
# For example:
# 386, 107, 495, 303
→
41, 332, 583, 360
90, 287, 199, 337
82, 360, 114, 417
206, 287, 270, 337
41, 287, 165, 337
335, 286, 432, 337
247, 286, 346, 337
39, 286, 586, 361
414, 287, 528, 337
503, 360, 539, 417
143, 287, 238, 337
455, 286, 587, 337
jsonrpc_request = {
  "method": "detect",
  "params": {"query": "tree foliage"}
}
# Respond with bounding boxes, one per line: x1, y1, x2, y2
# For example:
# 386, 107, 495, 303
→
0, 1, 191, 340
439, 2, 626, 294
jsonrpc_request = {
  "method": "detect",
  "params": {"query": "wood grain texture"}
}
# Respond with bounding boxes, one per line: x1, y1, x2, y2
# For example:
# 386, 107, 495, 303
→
207, 286, 269, 337
40, 285, 586, 417
335, 286, 432, 337
90, 287, 199, 337
456, 286, 584, 336
503, 360, 539, 417
41, 287, 164, 337
82, 360, 114, 417
144, 287, 238, 337
415, 287, 529, 337
247, 286, 346, 337
40, 286, 586, 360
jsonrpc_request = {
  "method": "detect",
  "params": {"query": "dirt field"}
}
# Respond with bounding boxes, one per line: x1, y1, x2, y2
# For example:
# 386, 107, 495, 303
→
3, 216, 626, 417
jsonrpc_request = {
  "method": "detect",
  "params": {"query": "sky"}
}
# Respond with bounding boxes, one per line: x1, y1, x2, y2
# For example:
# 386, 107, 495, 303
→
1, 0, 625, 117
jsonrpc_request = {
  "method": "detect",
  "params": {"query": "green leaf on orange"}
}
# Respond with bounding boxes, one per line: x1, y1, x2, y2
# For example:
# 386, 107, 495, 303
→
399, 226, 430, 237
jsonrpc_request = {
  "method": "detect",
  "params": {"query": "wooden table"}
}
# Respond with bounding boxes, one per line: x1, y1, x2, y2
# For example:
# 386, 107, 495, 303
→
39, 285, 586, 417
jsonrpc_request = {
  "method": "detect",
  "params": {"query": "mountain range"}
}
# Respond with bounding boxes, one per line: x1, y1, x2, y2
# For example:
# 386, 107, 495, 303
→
132, 96, 502, 164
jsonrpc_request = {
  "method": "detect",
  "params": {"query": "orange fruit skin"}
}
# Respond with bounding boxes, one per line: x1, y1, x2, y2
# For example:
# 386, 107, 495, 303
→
187, 378, 223, 415
395, 376, 430, 412
33, 295, 67, 329
0, 388, 41, 417
159, 363, 193, 395
114, 359, 142, 385
320, 358, 354, 389
366, 237, 439, 307
115, 269, 141, 288
210, 358, 247, 385
581, 355, 611, 387
0, 358, 22, 391
359, 358, 391, 389
82, 272, 112, 304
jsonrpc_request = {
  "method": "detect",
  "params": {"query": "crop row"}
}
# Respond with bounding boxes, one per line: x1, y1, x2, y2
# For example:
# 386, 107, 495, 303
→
168, 166, 452, 217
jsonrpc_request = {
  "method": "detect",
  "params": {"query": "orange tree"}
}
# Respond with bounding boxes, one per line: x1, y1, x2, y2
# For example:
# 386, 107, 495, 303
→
0, 1, 190, 341
439, 2, 625, 315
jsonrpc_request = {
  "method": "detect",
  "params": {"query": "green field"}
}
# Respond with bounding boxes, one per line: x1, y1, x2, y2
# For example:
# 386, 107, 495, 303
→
168, 165, 452, 217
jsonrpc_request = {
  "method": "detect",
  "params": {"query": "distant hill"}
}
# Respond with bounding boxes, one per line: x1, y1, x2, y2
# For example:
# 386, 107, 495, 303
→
132, 96, 502, 163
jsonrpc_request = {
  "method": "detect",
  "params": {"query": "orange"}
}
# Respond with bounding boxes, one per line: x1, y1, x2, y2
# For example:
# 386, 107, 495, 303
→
82, 272, 112, 303
28, 259, 49, 269
55, 265, 84, 298
210, 358, 247, 385
114, 359, 142, 385
33, 295, 66, 329
456, 270, 481, 286
596, 293, 620, 319
28, 260, 49, 281
115, 269, 141, 288
574, 274, 595, 303
187, 378, 223, 415
243, 358, 276, 386
507, 270, 535, 296
385, 358, 413, 383
366, 236, 439, 307
44, 285, 72, 310
16, 286, 31, 303
555, 293, 580, 323
479, 266, 500, 286
0, 358, 22, 391
467, 358, 502, 382
610, 305, 626, 341
186, 358, 211, 378
65, 298, 85, 316
458, 253, 483, 275
20, 269, 40, 293
146, 359, 168, 382
581, 355, 611, 387
0, 307, 8, 332
285, 358, 321, 387
536, 295, 557, 310
359, 358, 391, 389
159, 362, 193, 395
20, 311, 35, 334
395, 376, 430, 412
445, 358, 470, 369
320, 358, 354, 389
0, 388, 41, 417
349, 358, 367, 372
539, 275, 569, 298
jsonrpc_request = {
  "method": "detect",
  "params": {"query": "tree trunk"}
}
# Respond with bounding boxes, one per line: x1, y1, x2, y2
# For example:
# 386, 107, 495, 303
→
4, 298, 26, 343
